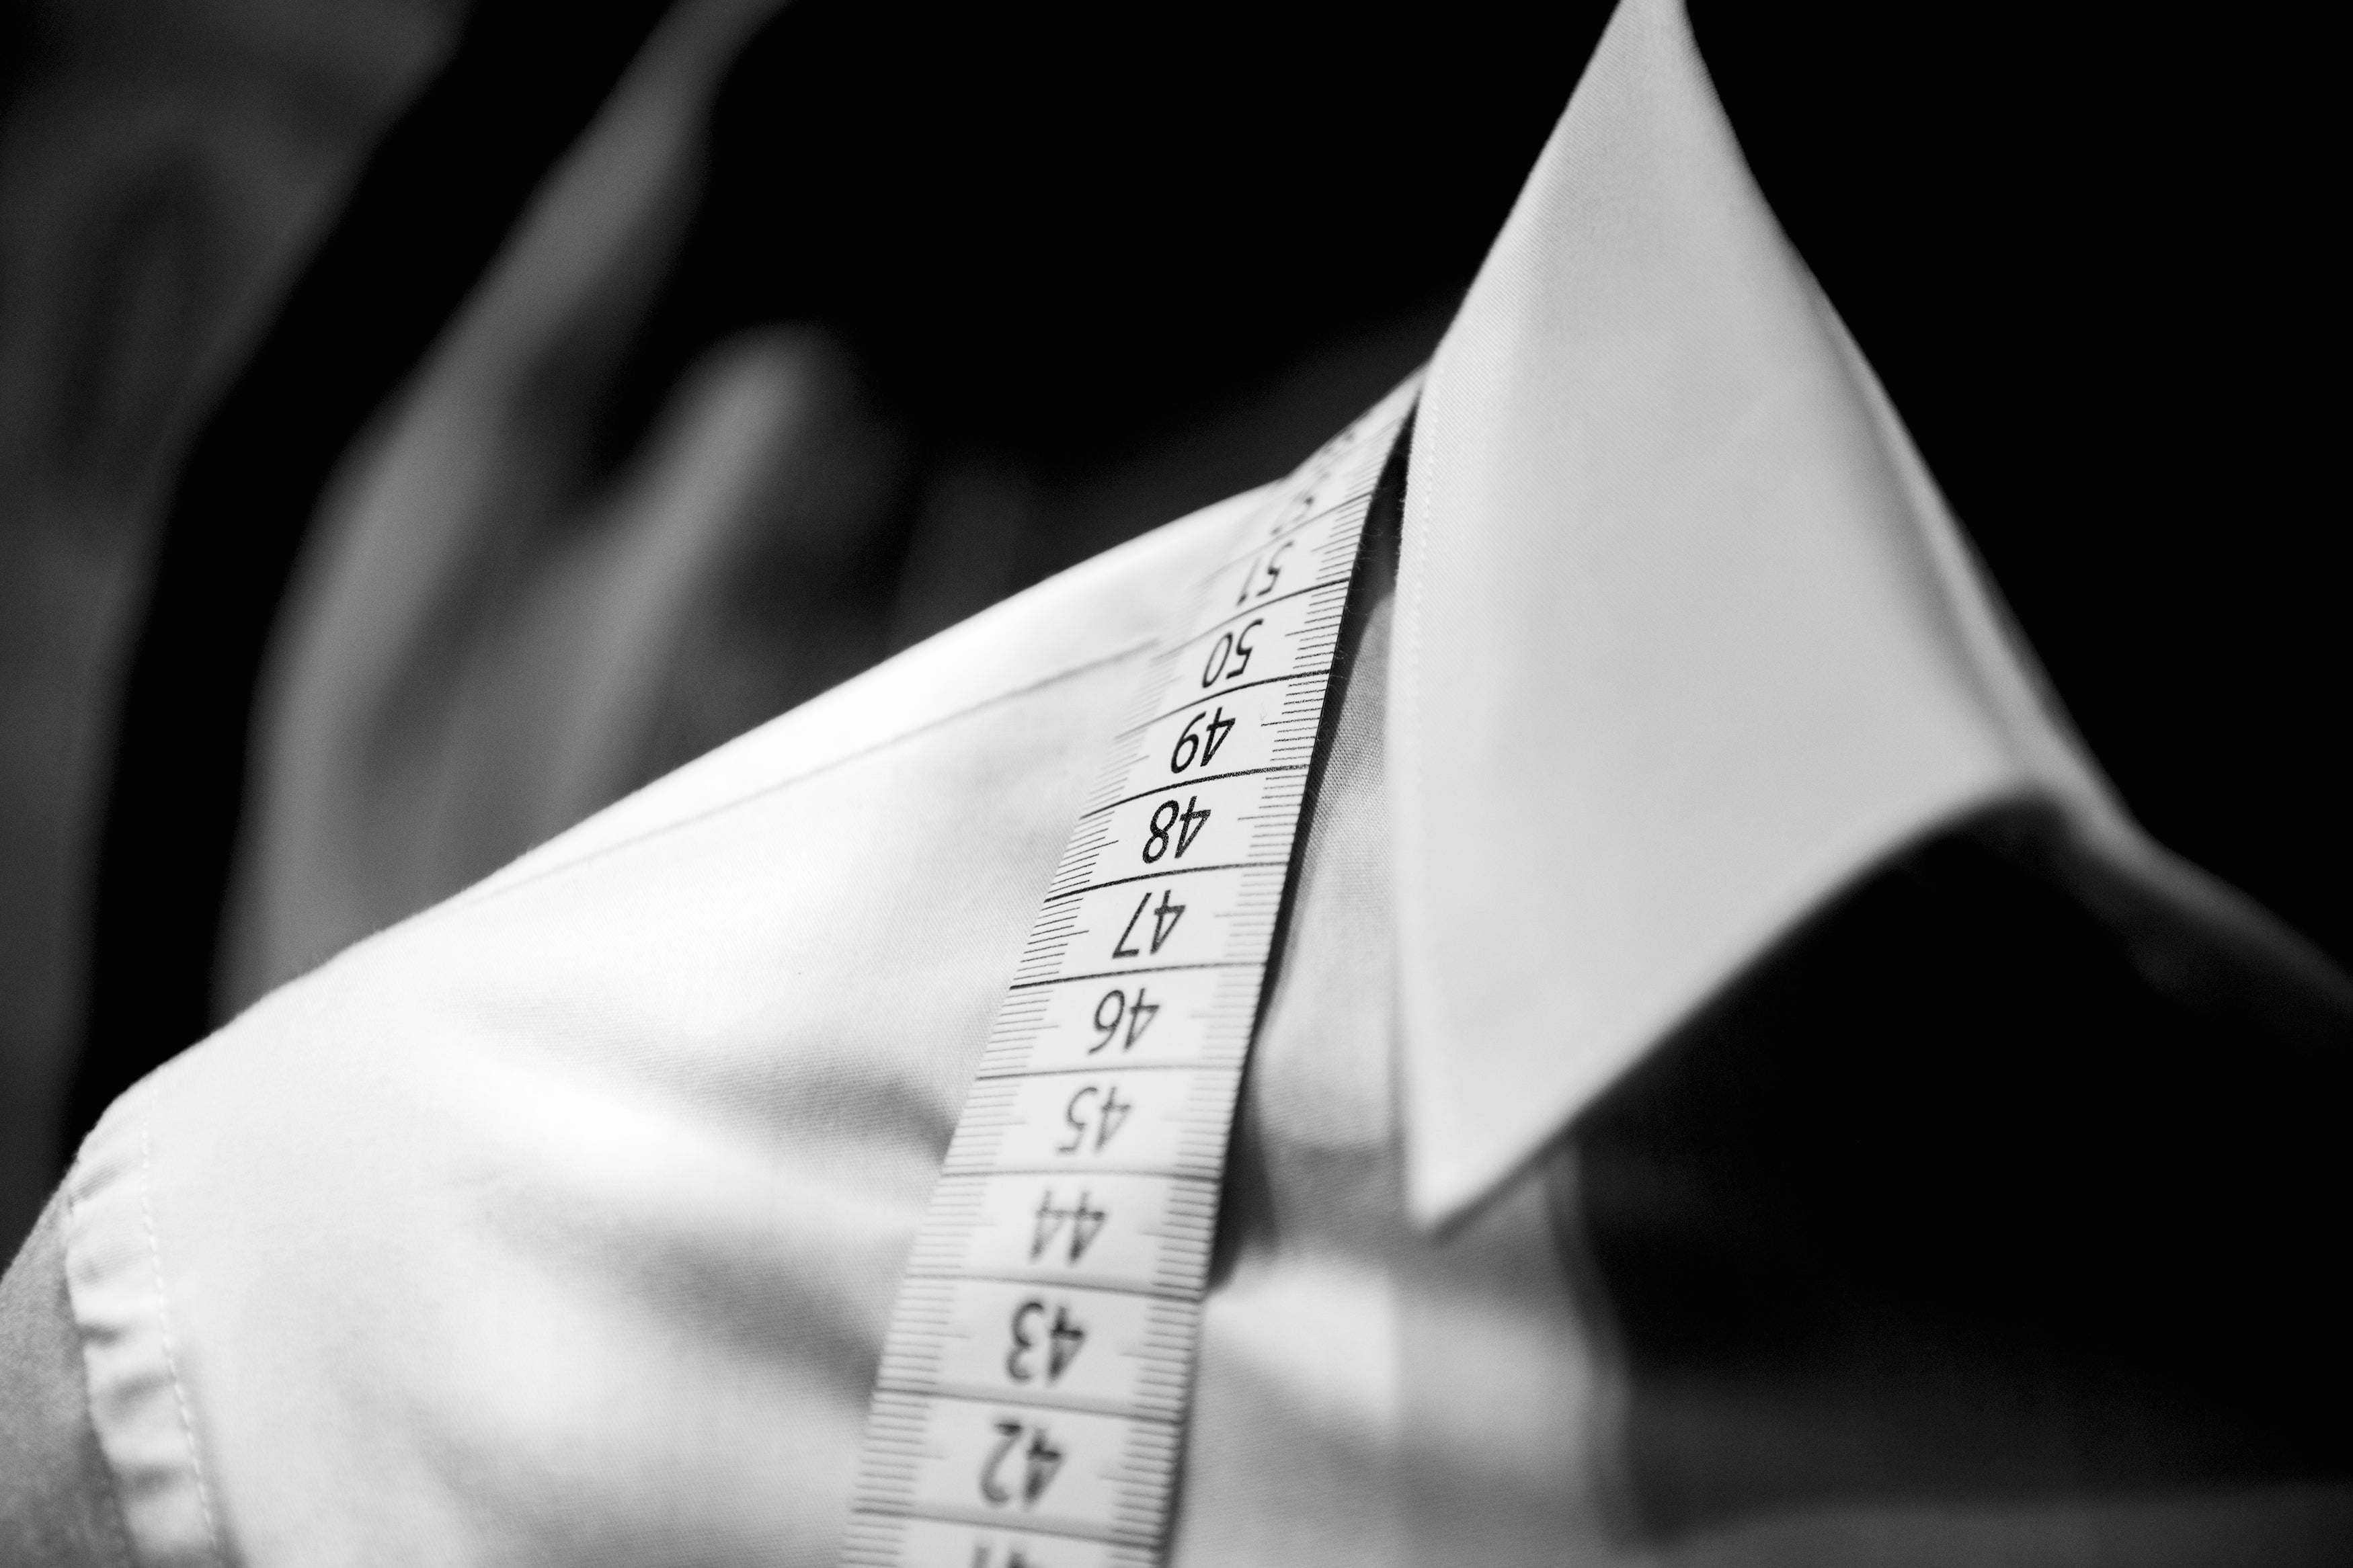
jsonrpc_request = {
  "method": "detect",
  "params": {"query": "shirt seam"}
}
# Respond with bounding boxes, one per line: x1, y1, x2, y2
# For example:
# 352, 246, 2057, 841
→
422, 636, 1157, 930
137, 1072, 225, 1568
52, 1181, 142, 1568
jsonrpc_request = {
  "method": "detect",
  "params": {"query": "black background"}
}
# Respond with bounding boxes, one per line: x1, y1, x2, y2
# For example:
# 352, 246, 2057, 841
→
68, 0, 2346, 1149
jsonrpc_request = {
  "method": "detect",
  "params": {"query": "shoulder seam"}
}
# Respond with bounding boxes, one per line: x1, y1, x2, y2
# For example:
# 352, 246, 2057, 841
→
426, 634, 1156, 927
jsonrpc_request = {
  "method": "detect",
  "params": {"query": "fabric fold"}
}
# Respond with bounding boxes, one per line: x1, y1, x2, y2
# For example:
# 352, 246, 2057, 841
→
65, 1069, 229, 1566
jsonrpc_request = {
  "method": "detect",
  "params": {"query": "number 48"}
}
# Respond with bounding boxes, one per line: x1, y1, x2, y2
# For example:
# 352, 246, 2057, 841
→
1142, 795, 1209, 862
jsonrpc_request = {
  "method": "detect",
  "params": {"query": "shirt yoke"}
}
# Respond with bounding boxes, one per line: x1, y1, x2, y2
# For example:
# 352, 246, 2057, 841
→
445, 488, 1263, 926
50, 483, 1265, 1568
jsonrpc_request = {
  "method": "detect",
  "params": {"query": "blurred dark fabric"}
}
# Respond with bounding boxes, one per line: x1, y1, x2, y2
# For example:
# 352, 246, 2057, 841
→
0, 0, 461, 1254
600, 1, 1585, 503
65, 0, 675, 1155
46, 0, 2350, 1190
1560, 804, 2353, 1555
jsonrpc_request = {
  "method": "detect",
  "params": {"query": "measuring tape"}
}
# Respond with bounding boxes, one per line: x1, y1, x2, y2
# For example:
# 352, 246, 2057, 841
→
840, 380, 1417, 1568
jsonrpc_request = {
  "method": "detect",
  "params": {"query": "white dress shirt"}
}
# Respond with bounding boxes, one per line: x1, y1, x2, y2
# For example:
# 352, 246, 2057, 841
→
11, 1, 2349, 1563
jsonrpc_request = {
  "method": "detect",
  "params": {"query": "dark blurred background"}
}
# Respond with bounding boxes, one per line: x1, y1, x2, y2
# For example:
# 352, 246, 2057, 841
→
1, 0, 2340, 1255
1, 0, 464, 1252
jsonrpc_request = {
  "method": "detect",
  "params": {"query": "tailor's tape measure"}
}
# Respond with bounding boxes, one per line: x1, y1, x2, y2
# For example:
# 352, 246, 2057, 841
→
842, 378, 1417, 1568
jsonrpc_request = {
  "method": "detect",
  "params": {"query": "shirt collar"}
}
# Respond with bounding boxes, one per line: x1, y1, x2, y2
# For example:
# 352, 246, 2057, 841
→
1390, 0, 2125, 1227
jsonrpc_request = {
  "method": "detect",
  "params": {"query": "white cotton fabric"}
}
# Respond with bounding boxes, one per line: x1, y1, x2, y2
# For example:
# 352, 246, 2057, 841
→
60, 507, 1616, 1567
61, 0, 2155, 1561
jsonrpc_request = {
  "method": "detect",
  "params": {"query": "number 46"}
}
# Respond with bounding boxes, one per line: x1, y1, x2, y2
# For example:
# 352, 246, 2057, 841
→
1090, 987, 1158, 1053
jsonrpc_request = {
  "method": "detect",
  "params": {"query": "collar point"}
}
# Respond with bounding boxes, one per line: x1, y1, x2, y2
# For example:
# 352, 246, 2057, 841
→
1405, 1128, 1537, 1235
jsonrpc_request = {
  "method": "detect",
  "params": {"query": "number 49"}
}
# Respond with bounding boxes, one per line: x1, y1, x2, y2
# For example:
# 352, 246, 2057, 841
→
1170, 706, 1232, 773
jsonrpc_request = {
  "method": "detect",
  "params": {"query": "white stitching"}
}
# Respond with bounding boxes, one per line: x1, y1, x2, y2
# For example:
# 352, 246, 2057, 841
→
58, 1178, 143, 1567
138, 1075, 226, 1566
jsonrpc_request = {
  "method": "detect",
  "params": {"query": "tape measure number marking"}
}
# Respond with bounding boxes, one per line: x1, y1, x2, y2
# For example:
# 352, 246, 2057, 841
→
844, 382, 1415, 1568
